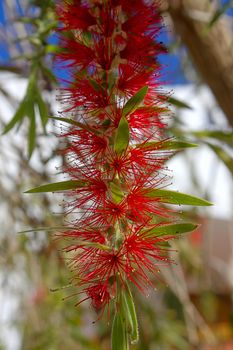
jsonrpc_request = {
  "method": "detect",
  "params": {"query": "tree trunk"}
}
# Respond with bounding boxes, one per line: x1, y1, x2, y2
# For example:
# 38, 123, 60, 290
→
162, 0, 233, 126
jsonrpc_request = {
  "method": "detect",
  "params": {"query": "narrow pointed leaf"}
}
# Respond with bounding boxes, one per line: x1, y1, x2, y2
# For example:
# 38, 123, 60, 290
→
89, 78, 104, 92
122, 286, 139, 344
207, 143, 233, 174
114, 116, 130, 154
19, 226, 77, 234
49, 116, 98, 134
191, 130, 233, 147
111, 313, 128, 350
122, 86, 148, 118
137, 139, 198, 150
36, 89, 48, 128
168, 97, 192, 110
28, 105, 36, 158
147, 189, 213, 206
2, 99, 27, 134
110, 182, 124, 203
25, 180, 87, 193
208, 0, 233, 28
145, 223, 198, 237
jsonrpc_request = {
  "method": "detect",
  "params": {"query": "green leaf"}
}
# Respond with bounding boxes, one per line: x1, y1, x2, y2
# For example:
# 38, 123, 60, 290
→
49, 116, 98, 134
122, 86, 148, 118
147, 189, 213, 206
208, 0, 233, 28
27, 68, 37, 96
19, 226, 77, 234
82, 31, 92, 47
110, 182, 124, 203
168, 97, 192, 110
114, 116, 130, 154
191, 130, 233, 147
145, 223, 198, 237
137, 139, 198, 151
25, 180, 87, 193
36, 89, 48, 129
111, 313, 128, 350
89, 78, 104, 92
27, 105, 36, 158
2, 99, 27, 134
207, 143, 233, 174
122, 285, 139, 344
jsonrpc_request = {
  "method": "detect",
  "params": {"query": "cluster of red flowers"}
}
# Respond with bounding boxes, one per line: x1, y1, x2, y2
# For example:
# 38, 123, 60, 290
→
57, 0, 173, 312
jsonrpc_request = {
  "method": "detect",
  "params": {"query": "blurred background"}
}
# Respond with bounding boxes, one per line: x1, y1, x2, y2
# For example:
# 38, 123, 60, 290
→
0, 0, 233, 349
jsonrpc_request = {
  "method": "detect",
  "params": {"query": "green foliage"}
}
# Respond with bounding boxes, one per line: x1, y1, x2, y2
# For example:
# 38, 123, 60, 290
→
145, 223, 198, 237
121, 285, 139, 345
25, 180, 87, 193
114, 116, 130, 154
137, 139, 198, 150
207, 143, 233, 174
168, 97, 192, 110
49, 116, 99, 134
189, 130, 233, 147
2, 0, 57, 157
147, 189, 213, 206
111, 313, 129, 350
110, 181, 125, 203
122, 86, 148, 117
208, 0, 233, 27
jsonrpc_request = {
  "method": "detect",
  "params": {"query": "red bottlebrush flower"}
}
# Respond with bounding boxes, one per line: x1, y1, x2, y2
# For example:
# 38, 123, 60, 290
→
117, 64, 154, 97
57, 2, 96, 31
60, 77, 110, 113
58, 39, 95, 71
55, 0, 180, 319
62, 127, 108, 162
85, 283, 111, 311
121, 5, 162, 39
126, 187, 171, 224
122, 228, 173, 292
96, 8, 116, 37
128, 106, 167, 140
94, 38, 116, 70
